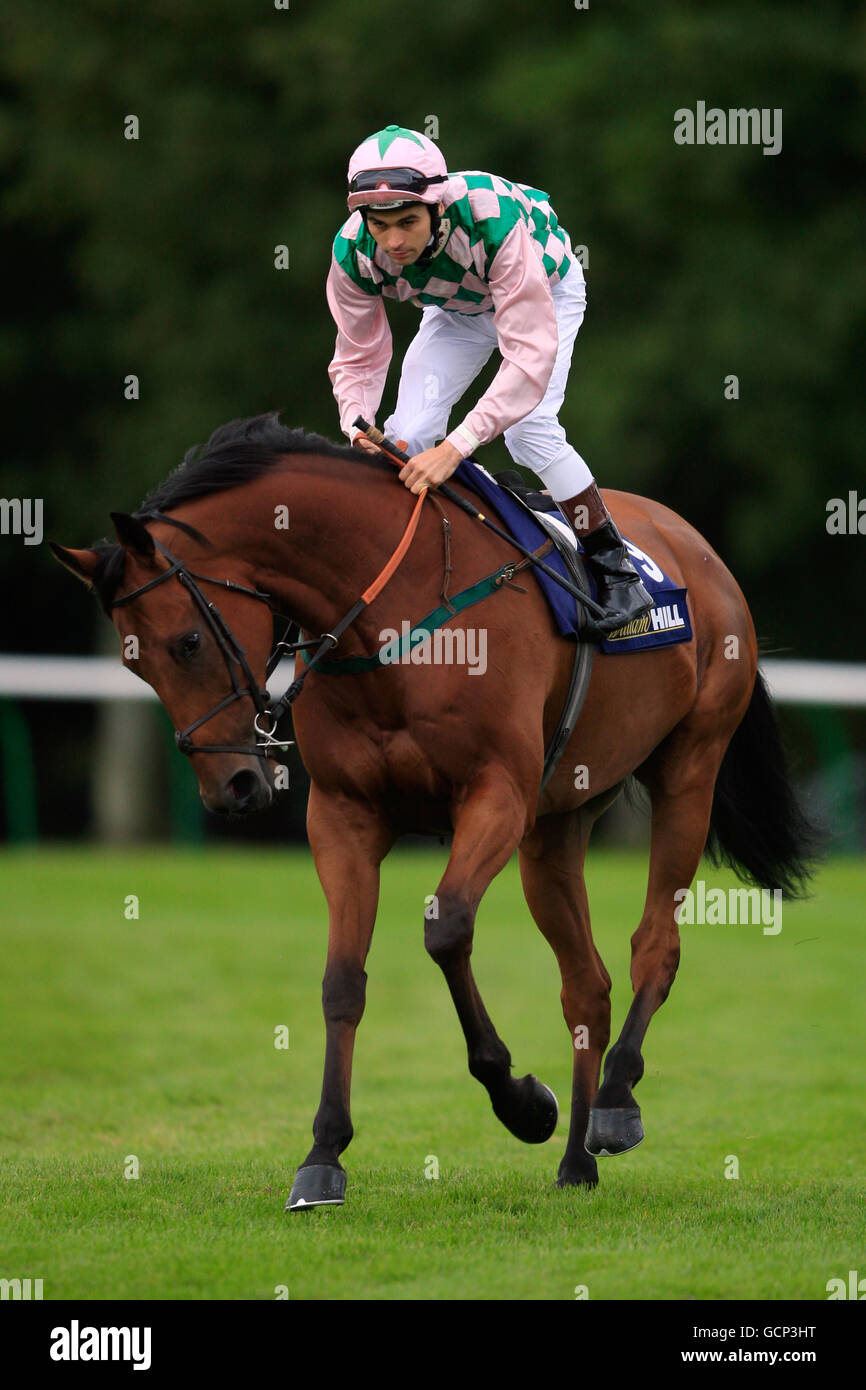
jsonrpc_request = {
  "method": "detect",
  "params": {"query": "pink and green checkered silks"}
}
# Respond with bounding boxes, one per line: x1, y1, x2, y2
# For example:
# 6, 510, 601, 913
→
326, 170, 577, 455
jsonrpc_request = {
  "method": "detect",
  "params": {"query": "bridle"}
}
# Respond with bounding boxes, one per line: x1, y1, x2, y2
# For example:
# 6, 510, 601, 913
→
108, 480, 428, 759
111, 533, 320, 760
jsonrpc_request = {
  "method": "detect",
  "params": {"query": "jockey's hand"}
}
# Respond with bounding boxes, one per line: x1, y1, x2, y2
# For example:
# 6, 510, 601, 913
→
399, 440, 463, 495
353, 432, 381, 455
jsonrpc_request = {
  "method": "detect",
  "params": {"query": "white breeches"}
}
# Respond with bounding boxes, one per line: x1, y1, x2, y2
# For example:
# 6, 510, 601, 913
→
383, 262, 594, 499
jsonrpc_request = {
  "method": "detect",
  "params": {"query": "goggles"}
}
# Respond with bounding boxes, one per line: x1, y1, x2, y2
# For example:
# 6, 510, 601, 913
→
349, 167, 447, 196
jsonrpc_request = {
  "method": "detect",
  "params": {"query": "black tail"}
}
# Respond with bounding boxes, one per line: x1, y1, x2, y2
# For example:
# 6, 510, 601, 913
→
705, 669, 823, 899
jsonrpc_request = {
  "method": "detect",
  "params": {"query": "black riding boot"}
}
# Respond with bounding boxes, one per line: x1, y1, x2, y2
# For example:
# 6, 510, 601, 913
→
558, 483, 653, 638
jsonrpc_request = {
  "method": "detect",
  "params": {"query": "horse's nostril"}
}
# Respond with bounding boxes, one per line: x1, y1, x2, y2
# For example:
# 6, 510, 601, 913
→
227, 769, 259, 805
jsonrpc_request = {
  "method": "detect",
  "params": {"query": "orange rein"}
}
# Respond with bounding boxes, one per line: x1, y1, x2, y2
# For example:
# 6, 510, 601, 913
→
358, 433, 428, 606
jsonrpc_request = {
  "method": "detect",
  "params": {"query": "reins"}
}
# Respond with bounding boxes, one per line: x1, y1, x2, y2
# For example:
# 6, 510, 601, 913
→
109, 429, 591, 761
353, 419, 608, 622
109, 476, 431, 760
254, 478, 429, 749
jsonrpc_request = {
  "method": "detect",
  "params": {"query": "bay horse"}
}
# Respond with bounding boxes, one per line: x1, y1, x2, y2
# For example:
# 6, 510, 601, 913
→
51, 413, 817, 1209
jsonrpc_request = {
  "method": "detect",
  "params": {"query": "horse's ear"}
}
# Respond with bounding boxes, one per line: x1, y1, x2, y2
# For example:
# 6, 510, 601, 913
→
110, 512, 155, 557
48, 542, 103, 588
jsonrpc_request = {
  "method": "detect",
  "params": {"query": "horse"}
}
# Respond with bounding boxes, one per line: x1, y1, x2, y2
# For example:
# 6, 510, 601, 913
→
51, 412, 818, 1210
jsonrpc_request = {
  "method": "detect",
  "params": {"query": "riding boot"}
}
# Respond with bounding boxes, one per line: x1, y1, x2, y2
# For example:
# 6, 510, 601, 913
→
557, 482, 653, 638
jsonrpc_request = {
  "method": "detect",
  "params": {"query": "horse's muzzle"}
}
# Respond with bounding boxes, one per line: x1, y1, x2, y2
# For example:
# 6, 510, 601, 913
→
206, 764, 273, 817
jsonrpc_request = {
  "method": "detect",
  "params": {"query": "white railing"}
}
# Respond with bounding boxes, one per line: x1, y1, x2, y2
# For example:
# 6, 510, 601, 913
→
1, 654, 860, 845
759, 660, 866, 708
0, 654, 295, 702
0, 655, 864, 705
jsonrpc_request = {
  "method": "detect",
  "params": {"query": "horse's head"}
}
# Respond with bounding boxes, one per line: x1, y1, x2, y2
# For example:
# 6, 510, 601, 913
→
51, 511, 278, 817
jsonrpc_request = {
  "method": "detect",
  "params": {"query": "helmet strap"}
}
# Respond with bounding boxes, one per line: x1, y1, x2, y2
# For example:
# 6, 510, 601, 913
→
414, 204, 442, 268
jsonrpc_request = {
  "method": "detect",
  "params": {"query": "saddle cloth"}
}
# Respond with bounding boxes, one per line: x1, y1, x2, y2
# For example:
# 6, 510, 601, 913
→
452, 458, 693, 653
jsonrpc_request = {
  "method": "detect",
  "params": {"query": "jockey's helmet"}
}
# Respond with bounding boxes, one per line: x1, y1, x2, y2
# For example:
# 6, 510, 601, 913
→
346, 125, 448, 213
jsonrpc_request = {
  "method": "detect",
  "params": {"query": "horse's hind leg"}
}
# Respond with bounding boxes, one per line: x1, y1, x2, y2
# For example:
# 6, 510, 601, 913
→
519, 802, 614, 1188
587, 737, 726, 1156
428, 764, 559, 1145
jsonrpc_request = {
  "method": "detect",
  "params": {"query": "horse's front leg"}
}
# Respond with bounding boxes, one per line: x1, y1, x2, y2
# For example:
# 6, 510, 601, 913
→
428, 764, 559, 1145
287, 783, 394, 1211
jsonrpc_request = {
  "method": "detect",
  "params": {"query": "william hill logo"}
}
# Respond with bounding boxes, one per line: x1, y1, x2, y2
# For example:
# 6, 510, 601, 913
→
606, 613, 651, 640
650, 603, 686, 632
606, 602, 685, 642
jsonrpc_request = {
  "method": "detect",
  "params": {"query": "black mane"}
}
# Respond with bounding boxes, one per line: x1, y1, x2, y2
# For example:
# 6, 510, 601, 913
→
140, 413, 378, 515
90, 412, 394, 612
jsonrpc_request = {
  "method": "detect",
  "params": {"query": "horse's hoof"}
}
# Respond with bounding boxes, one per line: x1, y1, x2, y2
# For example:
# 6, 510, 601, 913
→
584, 1105, 644, 1156
492, 1073, 559, 1144
555, 1165, 599, 1189
286, 1164, 347, 1211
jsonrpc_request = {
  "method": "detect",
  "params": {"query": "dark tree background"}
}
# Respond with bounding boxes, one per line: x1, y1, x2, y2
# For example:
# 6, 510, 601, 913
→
1, 0, 863, 840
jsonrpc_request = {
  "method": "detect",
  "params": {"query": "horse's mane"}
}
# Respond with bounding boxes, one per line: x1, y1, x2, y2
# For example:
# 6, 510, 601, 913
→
141, 413, 391, 513
90, 412, 394, 611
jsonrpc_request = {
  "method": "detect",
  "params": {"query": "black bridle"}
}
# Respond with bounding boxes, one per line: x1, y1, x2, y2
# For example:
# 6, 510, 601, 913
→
105, 459, 443, 760
110, 534, 331, 760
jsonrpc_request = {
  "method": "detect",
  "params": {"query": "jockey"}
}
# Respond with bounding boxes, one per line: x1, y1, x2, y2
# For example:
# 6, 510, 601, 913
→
326, 124, 652, 636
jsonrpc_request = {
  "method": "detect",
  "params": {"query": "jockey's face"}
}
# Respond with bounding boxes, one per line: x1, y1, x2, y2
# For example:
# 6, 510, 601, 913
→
364, 202, 443, 265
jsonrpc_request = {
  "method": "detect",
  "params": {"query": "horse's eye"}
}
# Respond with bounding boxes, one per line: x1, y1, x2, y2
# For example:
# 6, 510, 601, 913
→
177, 631, 201, 661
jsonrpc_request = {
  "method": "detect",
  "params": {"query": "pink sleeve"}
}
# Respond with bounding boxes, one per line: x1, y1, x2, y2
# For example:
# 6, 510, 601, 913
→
445, 219, 558, 457
326, 253, 393, 441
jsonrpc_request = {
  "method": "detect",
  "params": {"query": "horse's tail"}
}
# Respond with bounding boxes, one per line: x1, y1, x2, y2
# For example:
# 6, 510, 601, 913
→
704, 669, 823, 899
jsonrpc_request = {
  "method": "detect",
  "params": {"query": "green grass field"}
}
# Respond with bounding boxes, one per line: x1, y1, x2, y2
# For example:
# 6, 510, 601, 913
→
0, 846, 863, 1301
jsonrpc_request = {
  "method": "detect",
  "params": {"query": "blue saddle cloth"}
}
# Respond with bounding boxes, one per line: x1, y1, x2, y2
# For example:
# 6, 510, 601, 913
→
452, 459, 693, 654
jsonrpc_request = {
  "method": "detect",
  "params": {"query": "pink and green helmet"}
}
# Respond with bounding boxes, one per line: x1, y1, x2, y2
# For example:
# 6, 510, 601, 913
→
346, 124, 449, 212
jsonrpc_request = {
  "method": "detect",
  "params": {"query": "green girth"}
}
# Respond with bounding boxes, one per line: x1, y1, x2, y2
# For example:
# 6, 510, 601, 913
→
299, 562, 518, 675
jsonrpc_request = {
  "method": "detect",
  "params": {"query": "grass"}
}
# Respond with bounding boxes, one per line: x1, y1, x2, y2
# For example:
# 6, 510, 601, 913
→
0, 846, 863, 1300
